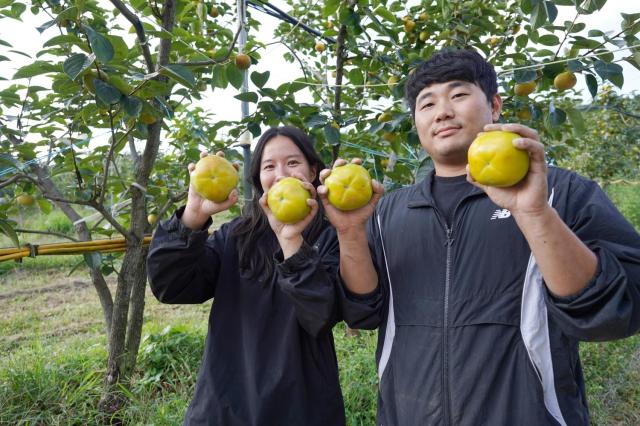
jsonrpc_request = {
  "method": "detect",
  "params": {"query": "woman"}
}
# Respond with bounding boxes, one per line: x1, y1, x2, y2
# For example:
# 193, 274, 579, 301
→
147, 126, 346, 426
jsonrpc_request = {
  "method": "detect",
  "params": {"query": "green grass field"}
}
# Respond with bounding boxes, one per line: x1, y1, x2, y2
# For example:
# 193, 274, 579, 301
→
0, 183, 639, 425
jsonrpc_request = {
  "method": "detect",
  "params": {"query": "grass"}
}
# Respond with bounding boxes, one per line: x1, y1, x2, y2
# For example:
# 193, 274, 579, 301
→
1, 265, 638, 425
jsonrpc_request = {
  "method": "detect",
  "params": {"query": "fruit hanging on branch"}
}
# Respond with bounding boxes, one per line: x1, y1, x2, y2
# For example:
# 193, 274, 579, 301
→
514, 81, 536, 97
235, 53, 251, 70
554, 71, 577, 91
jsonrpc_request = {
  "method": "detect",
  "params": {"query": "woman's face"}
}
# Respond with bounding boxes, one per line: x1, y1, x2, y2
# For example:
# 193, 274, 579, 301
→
259, 135, 316, 193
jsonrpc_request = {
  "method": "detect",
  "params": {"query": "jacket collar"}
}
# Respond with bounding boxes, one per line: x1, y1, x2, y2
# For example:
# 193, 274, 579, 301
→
407, 168, 484, 209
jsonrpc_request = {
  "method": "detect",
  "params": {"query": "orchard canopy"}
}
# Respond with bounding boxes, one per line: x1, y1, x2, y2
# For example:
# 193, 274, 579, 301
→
1, 0, 640, 236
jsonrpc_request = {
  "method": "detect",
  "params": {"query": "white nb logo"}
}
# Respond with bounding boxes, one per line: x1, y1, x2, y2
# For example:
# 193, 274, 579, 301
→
491, 209, 511, 220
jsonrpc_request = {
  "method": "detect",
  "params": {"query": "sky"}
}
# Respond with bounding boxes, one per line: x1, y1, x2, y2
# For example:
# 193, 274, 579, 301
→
0, 0, 638, 134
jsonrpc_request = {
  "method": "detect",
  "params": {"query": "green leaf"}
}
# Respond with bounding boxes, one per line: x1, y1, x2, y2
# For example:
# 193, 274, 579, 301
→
538, 34, 560, 46
348, 68, 364, 86
37, 198, 52, 214
566, 108, 585, 136
324, 124, 340, 146
585, 73, 598, 98
160, 64, 195, 88
234, 92, 258, 103
122, 96, 142, 117
305, 114, 328, 128
211, 65, 229, 89
521, 0, 533, 14
94, 79, 122, 104
83, 25, 114, 63
43, 34, 86, 50
548, 104, 566, 126
0, 55, 9, 62
530, 0, 548, 29
250, 70, 270, 88
594, 60, 624, 88
83, 252, 102, 269
4, 2, 26, 19
35, 19, 56, 33
514, 69, 537, 83
323, 0, 340, 17
544, 1, 557, 23
516, 34, 529, 48
568, 22, 585, 33
247, 122, 261, 137
374, 5, 396, 22
55, 6, 78, 24
106, 35, 129, 63
0, 219, 19, 247
13, 60, 60, 79
62, 53, 95, 80
226, 63, 244, 90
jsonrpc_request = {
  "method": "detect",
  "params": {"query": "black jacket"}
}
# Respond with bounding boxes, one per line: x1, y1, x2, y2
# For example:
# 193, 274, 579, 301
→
345, 167, 640, 426
147, 210, 346, 426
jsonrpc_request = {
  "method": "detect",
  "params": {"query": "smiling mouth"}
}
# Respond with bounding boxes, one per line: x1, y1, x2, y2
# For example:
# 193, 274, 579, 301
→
435, 127, 461, 137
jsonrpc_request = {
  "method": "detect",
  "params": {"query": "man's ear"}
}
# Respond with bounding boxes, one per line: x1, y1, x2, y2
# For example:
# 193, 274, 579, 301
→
491, 94, 503, 122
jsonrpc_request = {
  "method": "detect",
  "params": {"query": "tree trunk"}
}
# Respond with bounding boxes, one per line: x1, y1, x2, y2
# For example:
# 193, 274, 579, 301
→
32, 165, 114, 336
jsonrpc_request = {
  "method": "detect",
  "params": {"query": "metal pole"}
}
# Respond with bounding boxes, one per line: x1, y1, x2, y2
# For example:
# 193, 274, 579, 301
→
237, 0, 252, 201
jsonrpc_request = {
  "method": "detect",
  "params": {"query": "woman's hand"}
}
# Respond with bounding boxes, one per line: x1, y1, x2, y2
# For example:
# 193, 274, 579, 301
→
182, 151, 239, 230
259, 173, 319, 259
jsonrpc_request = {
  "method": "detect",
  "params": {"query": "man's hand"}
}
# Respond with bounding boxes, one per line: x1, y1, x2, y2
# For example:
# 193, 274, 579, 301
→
318, 158, 384, 234
182, 151, 239, 230
467, 123, 549, 220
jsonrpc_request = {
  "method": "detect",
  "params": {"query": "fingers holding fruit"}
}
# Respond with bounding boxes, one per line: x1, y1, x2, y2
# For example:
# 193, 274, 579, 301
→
318, 160, 383, 233
261, 177, 319, 240
186, 152, 240, 218
467, 127, 548, 215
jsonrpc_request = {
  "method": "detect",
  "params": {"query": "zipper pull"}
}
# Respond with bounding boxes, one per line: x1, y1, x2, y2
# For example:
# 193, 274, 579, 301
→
445, 227, 454, 246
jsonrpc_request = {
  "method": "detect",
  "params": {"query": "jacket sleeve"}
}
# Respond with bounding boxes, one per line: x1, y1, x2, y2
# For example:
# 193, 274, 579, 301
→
146, 207, 227, 304
544, 172, 640, 341
336, 211, 385, 330
274, 226, 341, 338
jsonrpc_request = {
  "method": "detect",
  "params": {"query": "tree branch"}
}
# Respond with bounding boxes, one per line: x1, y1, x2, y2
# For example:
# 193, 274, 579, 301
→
108, 0, 155, 72
98, 107, 119, 206
89, 200, 131, 237
15, 228, 79, 242
155, 190, 187, 223
174, 25, 243, 67
332, 18, 349, 162
0, 175, 22, 189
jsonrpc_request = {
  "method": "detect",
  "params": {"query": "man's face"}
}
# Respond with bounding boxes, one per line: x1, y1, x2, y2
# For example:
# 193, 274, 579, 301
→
413, 80, 502, 173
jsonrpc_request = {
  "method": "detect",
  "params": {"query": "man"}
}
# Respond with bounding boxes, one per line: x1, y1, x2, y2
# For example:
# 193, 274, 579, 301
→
320, 49, 640, 425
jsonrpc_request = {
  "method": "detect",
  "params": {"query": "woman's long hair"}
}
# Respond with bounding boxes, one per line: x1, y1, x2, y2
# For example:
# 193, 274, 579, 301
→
233, 126, 327, 282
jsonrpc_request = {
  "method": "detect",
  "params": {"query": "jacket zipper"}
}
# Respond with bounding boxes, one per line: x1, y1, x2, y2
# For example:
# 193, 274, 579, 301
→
443, 225, 453, 426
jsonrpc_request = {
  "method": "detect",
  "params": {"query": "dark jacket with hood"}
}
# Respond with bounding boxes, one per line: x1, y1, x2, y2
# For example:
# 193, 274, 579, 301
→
343, 167, 640, 426
147, 208, 348, 426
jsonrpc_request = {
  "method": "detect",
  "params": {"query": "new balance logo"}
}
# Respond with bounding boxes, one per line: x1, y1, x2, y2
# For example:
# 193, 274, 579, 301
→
491, 209, 511, 220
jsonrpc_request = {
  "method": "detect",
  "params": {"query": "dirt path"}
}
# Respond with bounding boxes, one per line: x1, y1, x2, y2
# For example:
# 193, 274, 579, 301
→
0, 279, 91, 300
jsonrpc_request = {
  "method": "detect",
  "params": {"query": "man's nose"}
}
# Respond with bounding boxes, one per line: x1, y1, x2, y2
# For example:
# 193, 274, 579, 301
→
435, 101, 454, 121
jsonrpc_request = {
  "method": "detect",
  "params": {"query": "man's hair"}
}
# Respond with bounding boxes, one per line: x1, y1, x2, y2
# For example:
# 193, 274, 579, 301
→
405, 49, 498, 117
